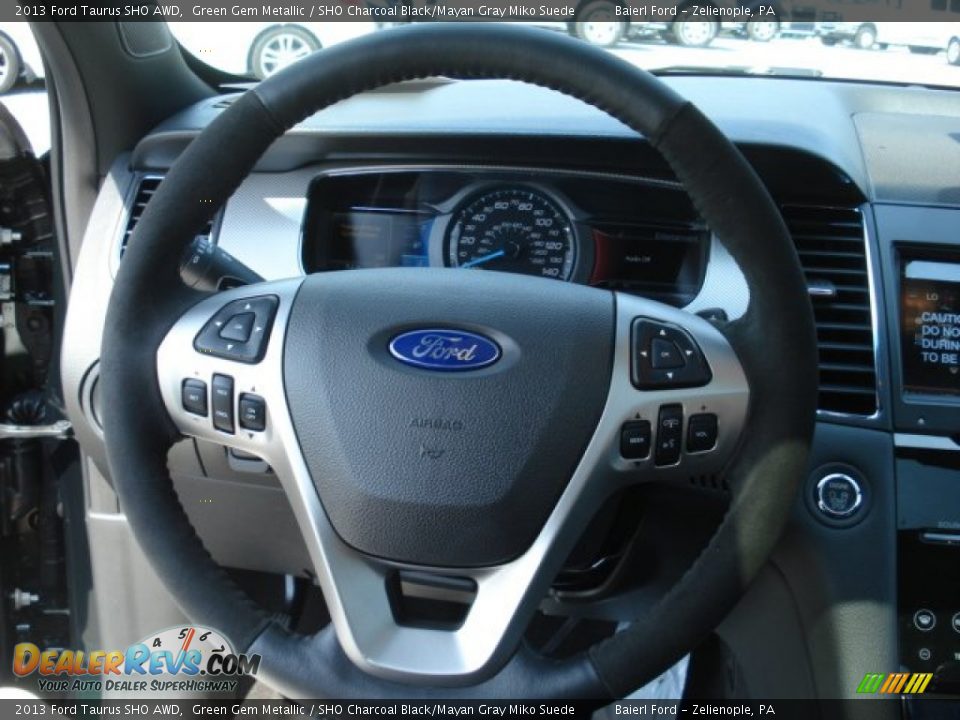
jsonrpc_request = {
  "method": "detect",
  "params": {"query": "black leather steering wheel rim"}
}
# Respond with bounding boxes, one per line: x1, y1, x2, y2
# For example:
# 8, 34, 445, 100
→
100, 23, 818, 700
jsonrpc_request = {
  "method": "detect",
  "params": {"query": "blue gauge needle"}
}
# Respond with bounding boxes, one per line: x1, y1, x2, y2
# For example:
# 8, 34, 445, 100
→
461, 249, 506, 269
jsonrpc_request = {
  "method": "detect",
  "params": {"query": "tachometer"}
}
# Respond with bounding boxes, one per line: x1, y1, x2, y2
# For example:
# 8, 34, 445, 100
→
447, 187, 575, 281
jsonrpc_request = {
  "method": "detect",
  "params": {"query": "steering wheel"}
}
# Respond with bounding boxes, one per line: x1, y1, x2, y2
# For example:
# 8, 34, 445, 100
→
100, 24, 817, 699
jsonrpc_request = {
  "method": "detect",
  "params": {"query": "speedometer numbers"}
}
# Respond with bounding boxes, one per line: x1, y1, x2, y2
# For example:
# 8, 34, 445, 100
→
447, 187, 576, 281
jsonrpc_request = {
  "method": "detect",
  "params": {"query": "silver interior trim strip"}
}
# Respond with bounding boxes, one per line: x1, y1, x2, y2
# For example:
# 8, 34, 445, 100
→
894, 433, 960, 451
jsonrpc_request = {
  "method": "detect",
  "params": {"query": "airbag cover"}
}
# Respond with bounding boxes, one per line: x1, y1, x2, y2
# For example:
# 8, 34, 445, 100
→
283, 268, 613, 567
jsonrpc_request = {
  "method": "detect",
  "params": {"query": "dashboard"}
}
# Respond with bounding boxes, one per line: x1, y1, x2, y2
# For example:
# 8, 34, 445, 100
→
61, 74, 960, 700
304, 168, 707, 305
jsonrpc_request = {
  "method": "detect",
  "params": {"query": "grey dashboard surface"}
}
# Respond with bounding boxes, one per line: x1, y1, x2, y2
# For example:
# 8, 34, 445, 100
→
133, 76, 960, 206
855, 112, 960, 206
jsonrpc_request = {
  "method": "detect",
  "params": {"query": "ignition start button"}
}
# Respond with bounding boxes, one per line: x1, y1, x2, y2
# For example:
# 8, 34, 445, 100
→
816, 472, 863, 519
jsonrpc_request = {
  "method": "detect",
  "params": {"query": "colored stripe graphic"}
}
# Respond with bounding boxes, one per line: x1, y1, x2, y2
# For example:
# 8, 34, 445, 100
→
915, 674, 933, 693
858, 672, 933, 694
891, 673, 909, 693
857, 673, 885, 693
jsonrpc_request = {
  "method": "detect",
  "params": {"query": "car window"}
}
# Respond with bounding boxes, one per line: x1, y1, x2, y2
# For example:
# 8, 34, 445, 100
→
0, 22, 48, 155
168, 19, 960, 88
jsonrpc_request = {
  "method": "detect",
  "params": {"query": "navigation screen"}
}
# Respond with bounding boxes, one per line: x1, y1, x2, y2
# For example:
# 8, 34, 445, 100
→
901, 259, 960, 396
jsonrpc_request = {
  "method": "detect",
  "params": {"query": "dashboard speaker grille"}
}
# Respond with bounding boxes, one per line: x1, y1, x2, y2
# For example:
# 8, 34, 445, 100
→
120, 177, 215, 259
782, 205, 877, 417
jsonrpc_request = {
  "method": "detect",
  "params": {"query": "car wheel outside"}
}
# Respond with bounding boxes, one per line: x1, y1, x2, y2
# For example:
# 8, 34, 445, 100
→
746, 19, 779, 42
573, 1, 627, 48
250, 26, 320, 79
948, 37, 960, 66
672, 14, 719, 47
0, 36, 21, 95
854, 25, 876, 50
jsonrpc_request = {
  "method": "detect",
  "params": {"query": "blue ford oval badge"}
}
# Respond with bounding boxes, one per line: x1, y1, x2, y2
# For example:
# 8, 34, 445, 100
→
389, 329, 501, 371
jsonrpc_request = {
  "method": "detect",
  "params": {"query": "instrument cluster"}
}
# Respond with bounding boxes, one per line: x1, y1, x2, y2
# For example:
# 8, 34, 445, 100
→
303, 167, 709, 307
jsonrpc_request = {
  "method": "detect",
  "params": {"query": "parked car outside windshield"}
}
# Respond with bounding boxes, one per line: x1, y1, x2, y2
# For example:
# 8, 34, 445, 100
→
167, 20, 960, 87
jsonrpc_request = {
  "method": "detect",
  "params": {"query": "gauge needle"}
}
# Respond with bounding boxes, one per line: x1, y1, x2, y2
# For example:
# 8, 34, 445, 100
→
462, 249, 506, 268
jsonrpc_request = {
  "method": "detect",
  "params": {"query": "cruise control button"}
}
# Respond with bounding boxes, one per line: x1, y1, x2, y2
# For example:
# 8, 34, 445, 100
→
239, 394, 266, 432
620, 421, 651, 460
211, 374, 235, 434
687, 413, 718, 453
181, 379, 207, 417
219, 312, 255, 343
913, 609, 936, 632
651, 338, 685, 369
655, 404, 683, 466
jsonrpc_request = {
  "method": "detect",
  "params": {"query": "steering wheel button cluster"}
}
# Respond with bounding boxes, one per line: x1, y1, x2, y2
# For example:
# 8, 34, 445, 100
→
687, 413, 718, 453
631, 318, 711, 390
239, 393, 266, 432
181, 379, 207, 417
211, 374, 235, 434
654, 404, 684, 466
620, 421, 652, 459
194, 295, 279, 363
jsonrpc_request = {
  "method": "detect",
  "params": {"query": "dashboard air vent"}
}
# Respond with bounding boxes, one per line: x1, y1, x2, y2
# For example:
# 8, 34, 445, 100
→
120, 177, 215, 259
781, 205, 877, 417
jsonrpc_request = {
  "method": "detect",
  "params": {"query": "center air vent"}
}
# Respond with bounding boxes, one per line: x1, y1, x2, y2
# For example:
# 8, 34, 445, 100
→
782, 205, 877, 417
120, 176, 216, 259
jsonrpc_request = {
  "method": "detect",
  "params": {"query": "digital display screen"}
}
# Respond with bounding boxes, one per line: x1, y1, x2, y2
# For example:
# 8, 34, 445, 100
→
590, 225, 704, 304
901, 259, 960, 396
323, 210, 433, 270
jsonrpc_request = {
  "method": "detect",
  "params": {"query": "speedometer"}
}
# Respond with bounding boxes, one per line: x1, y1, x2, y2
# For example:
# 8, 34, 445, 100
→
447, 187, 575, 281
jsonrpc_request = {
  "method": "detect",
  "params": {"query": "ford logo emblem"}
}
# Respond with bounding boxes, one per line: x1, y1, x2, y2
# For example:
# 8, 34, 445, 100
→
388, 329, 501, 371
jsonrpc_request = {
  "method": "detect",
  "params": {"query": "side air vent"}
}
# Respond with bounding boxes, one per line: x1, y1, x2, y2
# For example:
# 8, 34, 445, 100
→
782, 205, 877, 417
120, 177, 215, 259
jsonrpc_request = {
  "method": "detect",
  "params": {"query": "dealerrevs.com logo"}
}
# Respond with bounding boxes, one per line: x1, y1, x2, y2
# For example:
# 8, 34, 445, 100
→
13, 626, 260, 695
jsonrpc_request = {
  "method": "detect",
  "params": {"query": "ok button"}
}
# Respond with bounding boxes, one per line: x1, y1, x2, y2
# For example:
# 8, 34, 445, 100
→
219, 312, 256, 343
650, 338, 685, 369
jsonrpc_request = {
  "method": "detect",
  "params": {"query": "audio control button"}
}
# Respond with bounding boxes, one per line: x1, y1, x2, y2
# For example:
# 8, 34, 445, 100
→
620, 421, 652, 460
655, 405, 683, 466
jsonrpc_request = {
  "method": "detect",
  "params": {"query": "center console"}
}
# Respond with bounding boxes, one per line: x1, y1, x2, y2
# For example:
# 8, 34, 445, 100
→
875, 204, 960, 694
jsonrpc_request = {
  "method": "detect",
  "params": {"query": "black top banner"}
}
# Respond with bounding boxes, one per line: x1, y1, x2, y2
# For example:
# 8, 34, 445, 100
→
3, 698, 958, 719
7, 0, 960, 23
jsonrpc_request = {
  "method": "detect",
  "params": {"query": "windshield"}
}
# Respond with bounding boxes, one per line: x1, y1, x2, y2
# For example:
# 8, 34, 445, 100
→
168, 18, 960, 88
